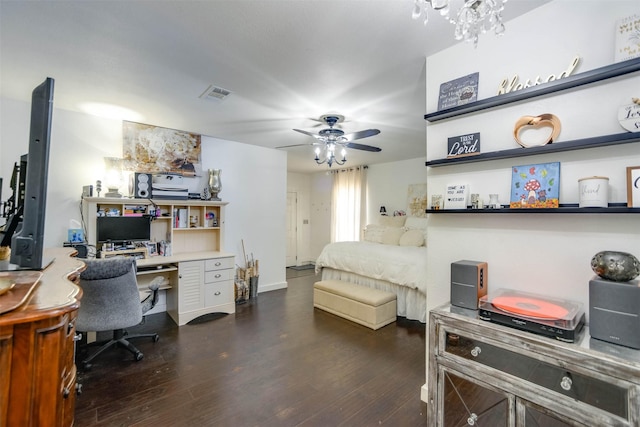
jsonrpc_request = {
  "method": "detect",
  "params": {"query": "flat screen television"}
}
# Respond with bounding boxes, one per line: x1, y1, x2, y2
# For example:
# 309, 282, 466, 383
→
0, 77, 54, 270
96, 216, 152, 244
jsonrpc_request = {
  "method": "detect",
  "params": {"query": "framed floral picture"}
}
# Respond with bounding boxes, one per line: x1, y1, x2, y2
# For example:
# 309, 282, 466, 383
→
510, 162, 560, 209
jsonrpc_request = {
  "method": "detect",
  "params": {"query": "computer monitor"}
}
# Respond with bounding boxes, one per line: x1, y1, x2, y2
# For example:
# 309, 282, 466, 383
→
96, 216, 152, 244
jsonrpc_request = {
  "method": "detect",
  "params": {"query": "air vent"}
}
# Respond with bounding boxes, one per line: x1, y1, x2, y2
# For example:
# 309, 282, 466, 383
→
199, 85, 232, 101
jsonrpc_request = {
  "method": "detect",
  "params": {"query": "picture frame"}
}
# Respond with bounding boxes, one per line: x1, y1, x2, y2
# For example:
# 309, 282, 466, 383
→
615, 14, 640, 63
447, 132, 480, 158
430, 194, 443, 210
437, 72, 479, 111
510, 162, 560, 209
122, 121, 202, 176
145, 241, 158, 257
443, 184, 469, 210
627, 166, 640, 208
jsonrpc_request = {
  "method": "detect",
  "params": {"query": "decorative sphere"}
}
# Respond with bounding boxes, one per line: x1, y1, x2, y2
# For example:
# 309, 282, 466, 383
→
591, 251, 640, 282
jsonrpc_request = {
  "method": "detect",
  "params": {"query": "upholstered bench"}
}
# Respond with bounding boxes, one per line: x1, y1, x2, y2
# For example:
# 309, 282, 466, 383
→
313, 280, 397, 330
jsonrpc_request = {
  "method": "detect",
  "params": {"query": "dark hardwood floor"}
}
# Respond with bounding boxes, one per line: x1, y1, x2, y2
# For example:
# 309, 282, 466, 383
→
74, 269, 428, 426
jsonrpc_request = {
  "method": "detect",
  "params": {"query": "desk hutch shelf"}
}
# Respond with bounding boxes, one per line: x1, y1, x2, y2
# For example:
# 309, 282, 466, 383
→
81, 197, 235, 326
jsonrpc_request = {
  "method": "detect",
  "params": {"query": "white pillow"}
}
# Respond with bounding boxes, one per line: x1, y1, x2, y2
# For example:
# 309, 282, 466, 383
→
363, 224, 386, 243
399, 229, 425, 247
404, 216, 428, 230
380, 227, 405, 245
378, 216, 407, 227
404, 216, 428, 244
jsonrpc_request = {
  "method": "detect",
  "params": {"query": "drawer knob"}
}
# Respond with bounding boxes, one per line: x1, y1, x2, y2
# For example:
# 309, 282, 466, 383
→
214, 291, 221, 296
467, 413, 478, 425
215, 274, 222, 279
215, 262, 221, 266
560, 375, 572, 391
470, 346, 481, 357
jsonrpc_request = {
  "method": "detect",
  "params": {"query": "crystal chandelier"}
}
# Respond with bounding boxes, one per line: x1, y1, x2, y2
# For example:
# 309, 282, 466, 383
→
412, 0, 507, 47
315, 143, 346, 167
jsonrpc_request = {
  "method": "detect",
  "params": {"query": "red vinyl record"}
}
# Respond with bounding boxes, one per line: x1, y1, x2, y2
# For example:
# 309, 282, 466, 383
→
491, 295, 569, 320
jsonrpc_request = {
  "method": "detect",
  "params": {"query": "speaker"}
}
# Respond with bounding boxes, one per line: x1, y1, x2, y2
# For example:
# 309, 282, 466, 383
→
131, 173, 152, 198
451, 260, 488, 309
589, 276, 640, 349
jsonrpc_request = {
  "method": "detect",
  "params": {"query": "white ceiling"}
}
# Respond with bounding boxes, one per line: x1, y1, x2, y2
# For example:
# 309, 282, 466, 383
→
0, 0, 548, 173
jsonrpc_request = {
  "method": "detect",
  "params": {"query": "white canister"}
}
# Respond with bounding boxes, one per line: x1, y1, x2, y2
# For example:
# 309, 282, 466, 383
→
578, 176, 609, 208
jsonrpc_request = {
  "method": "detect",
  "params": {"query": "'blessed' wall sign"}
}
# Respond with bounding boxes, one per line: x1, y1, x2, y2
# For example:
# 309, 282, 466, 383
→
447, 133, 480, 158
497, 55, 581, 95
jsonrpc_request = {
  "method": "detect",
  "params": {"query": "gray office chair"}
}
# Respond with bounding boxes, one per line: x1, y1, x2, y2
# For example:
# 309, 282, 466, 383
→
76, 257, 160, 369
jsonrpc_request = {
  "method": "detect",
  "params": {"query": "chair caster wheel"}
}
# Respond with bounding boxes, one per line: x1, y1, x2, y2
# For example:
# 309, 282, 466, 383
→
153, 334, 160, 342
134, 351, 144, 361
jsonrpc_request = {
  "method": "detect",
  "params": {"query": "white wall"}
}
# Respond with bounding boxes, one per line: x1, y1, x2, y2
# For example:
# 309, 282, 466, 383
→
366, 158, 428, 223
309, 171, 333, 260
0, 98, 287, 292
419, 0, 640, 403
425, 0, 640, 321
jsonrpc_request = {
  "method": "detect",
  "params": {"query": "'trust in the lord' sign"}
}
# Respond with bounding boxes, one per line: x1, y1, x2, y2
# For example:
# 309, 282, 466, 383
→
447, 133, 480, 158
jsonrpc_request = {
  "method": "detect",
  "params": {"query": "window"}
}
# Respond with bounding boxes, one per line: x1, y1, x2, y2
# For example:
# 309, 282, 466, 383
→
331, 166, 367, 242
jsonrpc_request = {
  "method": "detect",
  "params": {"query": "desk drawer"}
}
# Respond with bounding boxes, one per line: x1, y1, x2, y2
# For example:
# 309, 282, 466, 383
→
204, 281, 233, 307
444, 331, 630, 420
204, 257, 234, 271
205, 268, 233, 283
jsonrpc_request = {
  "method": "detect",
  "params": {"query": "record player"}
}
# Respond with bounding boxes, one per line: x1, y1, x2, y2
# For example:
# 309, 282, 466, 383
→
479, 289, 585, 342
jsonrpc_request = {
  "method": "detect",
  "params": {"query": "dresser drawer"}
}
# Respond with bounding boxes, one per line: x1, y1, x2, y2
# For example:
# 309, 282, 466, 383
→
204, 281, 233, 307
204, 268, 233, 283
204, 257, 234, 271
443, 331, 630, 420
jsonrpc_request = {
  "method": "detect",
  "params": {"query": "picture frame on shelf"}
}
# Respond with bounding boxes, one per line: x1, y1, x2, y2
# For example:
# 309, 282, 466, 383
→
510, 162, 560, 209
443, 184, 469, 210
437, 72, 479, 111
627, 166, 640, 208
145, 241, 158, 257
615, 14, 640, 63
431, 194, 443, 210
447, 132, 480, 158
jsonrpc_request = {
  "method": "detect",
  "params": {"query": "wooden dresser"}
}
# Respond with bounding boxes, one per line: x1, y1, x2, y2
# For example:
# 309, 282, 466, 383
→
0, 248, 84, 427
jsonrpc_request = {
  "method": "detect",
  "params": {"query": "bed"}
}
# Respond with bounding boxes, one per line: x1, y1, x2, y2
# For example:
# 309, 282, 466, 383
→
315, 216, 428, 323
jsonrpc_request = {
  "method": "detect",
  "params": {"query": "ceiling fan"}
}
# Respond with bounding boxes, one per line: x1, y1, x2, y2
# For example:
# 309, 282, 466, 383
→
276, 114, 381, 167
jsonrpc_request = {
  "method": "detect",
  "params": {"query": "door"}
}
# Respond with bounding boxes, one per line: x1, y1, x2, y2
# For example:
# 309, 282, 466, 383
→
286, 192, 297, 267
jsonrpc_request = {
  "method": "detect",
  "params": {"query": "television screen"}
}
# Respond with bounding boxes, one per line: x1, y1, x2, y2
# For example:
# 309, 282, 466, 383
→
8, 77, 54, 270
97, 216, 152, 243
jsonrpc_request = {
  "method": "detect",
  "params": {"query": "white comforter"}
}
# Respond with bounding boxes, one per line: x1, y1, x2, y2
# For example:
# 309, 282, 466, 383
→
315, 241, 428, 293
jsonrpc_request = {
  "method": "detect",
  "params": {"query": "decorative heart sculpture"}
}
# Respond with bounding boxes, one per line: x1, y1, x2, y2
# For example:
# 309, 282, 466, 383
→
513, 113, 561, 148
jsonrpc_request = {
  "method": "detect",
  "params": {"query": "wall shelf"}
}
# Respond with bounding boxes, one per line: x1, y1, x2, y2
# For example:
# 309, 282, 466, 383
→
425, 132, 640, 167
424, 57, 640, 122
426, 203, 638, 214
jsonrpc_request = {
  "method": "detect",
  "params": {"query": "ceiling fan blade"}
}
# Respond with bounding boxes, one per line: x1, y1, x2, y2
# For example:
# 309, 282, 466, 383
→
345, 142, 382, 152
276, 143, 315, 149
293, 128, 322, 139
342, 129, 380, 141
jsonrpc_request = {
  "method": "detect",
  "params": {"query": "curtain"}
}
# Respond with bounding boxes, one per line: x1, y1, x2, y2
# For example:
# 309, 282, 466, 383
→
331, 166, 367, 242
